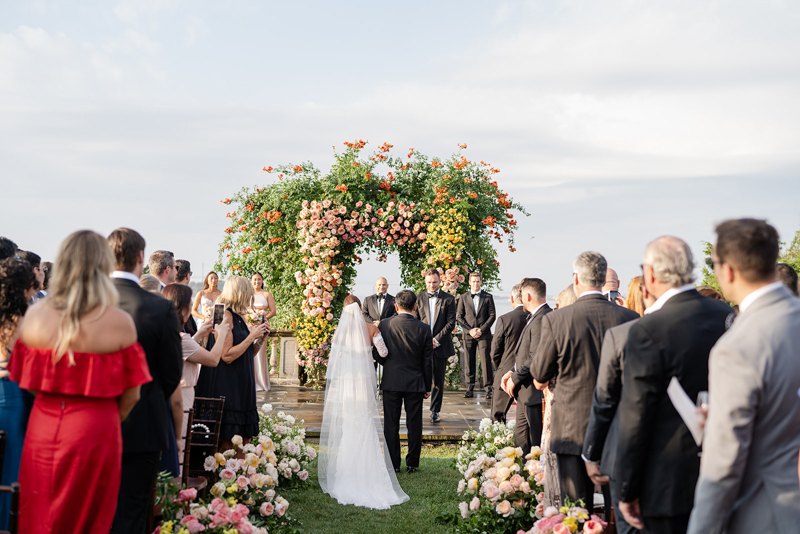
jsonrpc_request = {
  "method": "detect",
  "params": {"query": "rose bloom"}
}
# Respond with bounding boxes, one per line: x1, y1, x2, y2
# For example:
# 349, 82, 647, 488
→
469, 496, 480, 511
484, 467, 498, 480
260, 502, 274, 516
275, 501, 288, 517
298, 470, 309, 481
509, 474, 524, 489
553, 524, 571, 534
535, 502, 544, 518
231, 435, 244, 447
178, 488, 197, 502
467, 478, 479, 492
236, 475, 250, 489
499, 481, 514, 494
495, 500, 512, 517
520, 481, 531, 494
496, 466, 511, 481
210, 482, 226, 498
204, 455, 217, 471
220, 469, 236, 481
583, 521, 604, 534
484, 484, 501, 501
457, 480, 466, 494
459, 501, 470, 519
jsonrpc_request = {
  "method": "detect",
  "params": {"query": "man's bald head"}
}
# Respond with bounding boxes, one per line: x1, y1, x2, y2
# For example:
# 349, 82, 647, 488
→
375, 277, 389, 295
603, 268, 620, 292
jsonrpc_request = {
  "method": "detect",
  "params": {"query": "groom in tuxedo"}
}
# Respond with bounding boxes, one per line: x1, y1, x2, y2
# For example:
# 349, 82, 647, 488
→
374, 290, 433, 473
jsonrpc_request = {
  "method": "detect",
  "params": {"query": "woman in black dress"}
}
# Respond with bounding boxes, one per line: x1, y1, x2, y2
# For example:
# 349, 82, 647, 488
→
196, 276, 269, 450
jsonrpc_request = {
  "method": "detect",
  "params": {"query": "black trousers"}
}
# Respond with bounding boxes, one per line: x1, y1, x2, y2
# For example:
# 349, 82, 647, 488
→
429, 356, 447, 413
642, 514, 689, 534
382, 390, 424, 470
463, 336, 493, 388
491, 370, 514, 422
557, 453, 594, 512
610, 478, 641, 534
513, 399, 543, 456
111, 450, 161, 534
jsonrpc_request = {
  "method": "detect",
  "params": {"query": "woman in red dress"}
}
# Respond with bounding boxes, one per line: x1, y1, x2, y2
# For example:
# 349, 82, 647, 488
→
10, 230, 152, 534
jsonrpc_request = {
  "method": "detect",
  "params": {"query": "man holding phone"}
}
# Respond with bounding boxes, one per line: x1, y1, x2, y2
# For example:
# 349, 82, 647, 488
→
603, 268, 625, 306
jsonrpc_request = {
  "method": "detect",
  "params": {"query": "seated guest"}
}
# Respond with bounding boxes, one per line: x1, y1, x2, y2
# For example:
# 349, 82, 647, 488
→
688, 220, 800, 534
624, 276, 645, 316
10, 230, 152, 534
776, 262, 798, 296
0, 258, 36, 530
162, 284, 230, 460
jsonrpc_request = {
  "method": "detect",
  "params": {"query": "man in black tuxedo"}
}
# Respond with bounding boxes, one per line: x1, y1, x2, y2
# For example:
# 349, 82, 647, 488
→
503, 278, 551, 455
362, 277, 397, 325
414, 268, 456, 423
490, 284, 528, 422
532, 251, 639, 511
614, 237, 734, 534
108, 228, 183, 534
374, 290, 433, 472
456, 272, 496, 398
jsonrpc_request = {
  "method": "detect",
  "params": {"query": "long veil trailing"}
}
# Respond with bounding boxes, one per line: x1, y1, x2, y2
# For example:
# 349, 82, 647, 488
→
317, 303, 409, 509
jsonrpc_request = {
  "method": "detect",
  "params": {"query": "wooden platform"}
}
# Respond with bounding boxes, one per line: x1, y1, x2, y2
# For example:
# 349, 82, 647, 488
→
257, 386, 517, 442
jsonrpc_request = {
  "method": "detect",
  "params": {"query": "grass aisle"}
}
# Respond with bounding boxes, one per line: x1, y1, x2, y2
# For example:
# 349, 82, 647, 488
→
280, 445, 462, 534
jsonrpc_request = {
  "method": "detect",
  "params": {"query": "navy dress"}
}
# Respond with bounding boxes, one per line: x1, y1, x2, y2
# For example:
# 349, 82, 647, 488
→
195, 312, 259, 441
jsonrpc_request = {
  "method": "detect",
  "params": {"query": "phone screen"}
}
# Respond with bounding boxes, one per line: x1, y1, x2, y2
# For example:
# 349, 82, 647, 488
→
213, 304, 225, 326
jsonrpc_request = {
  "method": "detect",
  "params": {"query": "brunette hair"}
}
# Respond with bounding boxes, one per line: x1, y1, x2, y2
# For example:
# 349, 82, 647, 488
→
625, 276, 645, 316
175, 259, 191, 283
697, 286, 726, 301
108, 228, 146, 272
343, 294, 361, 308
0, 258, 36, 347
163, 284, 194, 322
203, 271, 219, 291
715, 218, 780, 282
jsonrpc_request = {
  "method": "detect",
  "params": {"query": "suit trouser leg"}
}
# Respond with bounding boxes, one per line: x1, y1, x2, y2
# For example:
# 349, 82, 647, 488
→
526, 401, 543, 447
463, 338, 478, 386
430, 357, 446, 413
642, 515, 689, 534
514, 400, 531, 455
609, 478, 640, 533
556, 453, 594, 512
382, 391, 403, 471
478, 338, 493, 389
403, 391, 424, 468
491, 372, 514, 422
111, 450, 161, 534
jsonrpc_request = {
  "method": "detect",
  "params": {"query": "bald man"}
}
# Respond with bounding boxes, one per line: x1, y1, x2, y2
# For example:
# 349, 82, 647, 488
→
603, 268, 626, 306
362, 277, 397, 325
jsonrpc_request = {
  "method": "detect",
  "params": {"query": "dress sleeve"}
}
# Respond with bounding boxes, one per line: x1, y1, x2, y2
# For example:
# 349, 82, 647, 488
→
181, 333, 201, 361
373, 333, 389, 357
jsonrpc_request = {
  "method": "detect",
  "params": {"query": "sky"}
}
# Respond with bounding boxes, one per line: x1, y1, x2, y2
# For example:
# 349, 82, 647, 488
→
2, 0, 799, 303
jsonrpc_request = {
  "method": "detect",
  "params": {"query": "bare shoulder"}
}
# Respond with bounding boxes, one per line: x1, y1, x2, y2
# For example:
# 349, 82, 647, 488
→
104, 307, 138, 345
366, 322, 380, 337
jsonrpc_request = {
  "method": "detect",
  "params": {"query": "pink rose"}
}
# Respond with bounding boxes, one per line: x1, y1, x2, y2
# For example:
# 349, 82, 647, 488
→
484, 484, 501, 501
553, 524, 571, 534
509, 474, 524, 488
260, 502, 274, 516
220, 469, 235, 481
178, 488, 197, 502
499, 481, 514, 494
469, 497, 480, 511
236, 475, 250, 489
275, 502, 288, 517
459, 501, 470, 519
298, 470, 309, 481
583, 521, 604, 534
495, 500, 512, 517
590, 515, 609, 529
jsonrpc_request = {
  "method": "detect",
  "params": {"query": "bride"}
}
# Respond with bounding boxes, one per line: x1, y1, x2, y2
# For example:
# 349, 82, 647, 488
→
317, 295, 409, 509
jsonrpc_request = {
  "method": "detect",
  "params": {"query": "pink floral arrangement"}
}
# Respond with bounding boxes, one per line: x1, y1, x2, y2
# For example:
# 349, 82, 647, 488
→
525, 500, 607, 534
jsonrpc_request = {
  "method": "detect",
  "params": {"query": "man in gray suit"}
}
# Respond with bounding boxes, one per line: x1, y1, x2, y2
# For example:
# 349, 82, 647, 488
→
687, 219, 800, 534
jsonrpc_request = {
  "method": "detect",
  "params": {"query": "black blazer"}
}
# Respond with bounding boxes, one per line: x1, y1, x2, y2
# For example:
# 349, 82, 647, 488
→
614, 290, 733, 517
510, 304, 552, 406
532, 294, 639, 455
374, 313, 433, 392
362, 293, 397, 323
490, 306, 530, 376
582, 318, 639, 477
456, 290, 496, 342
414, 290, 456, 359
113, 278, 184, 454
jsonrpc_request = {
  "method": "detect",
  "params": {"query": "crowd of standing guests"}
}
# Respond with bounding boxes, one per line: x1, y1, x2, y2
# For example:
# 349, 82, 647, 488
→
0, 229, 276, 534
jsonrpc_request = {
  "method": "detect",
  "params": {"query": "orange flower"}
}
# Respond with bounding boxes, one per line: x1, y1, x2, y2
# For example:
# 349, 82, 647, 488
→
263, 166, 273, 172
458, 143, 467, 149
335, 184, 348, 192
293, 165, 303, 172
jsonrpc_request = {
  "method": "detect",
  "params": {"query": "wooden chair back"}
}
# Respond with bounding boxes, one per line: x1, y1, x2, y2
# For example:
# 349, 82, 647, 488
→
0, 482, 20, 534
180, 408, 195, 487
187, 396, 226, 481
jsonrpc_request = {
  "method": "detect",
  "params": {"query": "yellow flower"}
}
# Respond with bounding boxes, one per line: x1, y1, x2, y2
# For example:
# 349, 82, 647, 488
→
226, 485, 237, 494
160, 522, 174, 533
562, 516, 578, 532
227, 496, 237, 506
560, 506, 570, 514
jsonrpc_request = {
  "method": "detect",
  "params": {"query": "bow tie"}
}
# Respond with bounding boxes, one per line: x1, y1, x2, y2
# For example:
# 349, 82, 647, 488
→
427, 292, 438, 299
377, 294, 385, 300
471, 293, 480, 297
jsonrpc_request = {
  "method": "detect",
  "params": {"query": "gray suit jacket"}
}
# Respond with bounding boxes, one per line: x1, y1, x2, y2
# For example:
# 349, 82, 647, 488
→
582, 318, 639, 477
687, 285, 800, 534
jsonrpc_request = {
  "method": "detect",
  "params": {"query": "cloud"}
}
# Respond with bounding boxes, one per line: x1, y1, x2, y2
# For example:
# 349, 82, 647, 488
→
114, 0, 173, 25
184, 17, 207, 46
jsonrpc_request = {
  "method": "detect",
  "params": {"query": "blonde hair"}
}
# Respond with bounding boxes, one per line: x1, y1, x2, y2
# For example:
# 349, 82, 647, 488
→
47, 230, 119, 364
217, 276, 254, 316
139, 274, 163, 295
555, 284, 578, 309
625, 276, 645, 316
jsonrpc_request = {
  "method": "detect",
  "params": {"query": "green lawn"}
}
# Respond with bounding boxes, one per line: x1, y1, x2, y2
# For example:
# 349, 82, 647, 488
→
279, 444, 462, 534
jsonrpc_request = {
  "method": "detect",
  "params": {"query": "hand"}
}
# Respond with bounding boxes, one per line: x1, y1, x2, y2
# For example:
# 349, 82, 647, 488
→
534, 379, 548, 391
423, 391, 431, 399
618, 499, 644, 530
470, 328, 480, 339
584, 461, 609, 486
373, 320, 380, 326
432, 338, 440, 349
615, 295, 626, 306
500, 371, 514, 395
196, 319, 213, 338
250, 323, 269, 339
697, 406, 709, 429
213, 321, 230, 340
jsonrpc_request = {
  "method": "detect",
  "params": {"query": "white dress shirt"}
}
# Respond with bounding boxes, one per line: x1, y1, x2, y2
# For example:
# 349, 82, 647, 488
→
377, 294, 385, 316
111, 271, 140, 286
578, 290, 603, 298
645, 283, 695, 315
472, 293, 480, 314
428, 291, 437, 333
739, 281, 784, 313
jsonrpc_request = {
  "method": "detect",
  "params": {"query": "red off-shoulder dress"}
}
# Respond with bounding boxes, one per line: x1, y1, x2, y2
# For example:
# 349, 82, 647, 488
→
9, 341, 152, 534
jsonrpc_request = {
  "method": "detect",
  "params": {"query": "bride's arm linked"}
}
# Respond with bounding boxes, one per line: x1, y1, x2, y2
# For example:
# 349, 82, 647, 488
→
366, 322, 389, 358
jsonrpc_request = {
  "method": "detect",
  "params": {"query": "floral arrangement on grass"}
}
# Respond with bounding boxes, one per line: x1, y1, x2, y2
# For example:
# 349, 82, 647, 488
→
216, 141, 526, 383
457, 418, 516, 475
257, 404, 315, 487
525, 499, 607, 534
453, 446, 546, 534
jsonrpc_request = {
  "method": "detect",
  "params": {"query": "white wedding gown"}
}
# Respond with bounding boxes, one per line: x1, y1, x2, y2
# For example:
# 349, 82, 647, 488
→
318, 303, 409, 509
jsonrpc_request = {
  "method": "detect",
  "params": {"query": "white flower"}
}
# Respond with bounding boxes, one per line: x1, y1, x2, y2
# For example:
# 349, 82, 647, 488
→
479, 418, 492, 433
459, 501, 470, 519
284, 415, 296, 425
457, 480, 466, 494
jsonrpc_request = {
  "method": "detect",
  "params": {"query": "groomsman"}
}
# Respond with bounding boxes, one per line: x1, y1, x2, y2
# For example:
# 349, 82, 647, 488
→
414, 268, 456, 423
490, 284, 528, 422
456, 272, 496, 398
362, 277, 397, 325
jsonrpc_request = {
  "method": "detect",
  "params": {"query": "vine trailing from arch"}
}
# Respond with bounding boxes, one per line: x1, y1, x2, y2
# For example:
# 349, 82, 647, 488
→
216, 140, 527, 387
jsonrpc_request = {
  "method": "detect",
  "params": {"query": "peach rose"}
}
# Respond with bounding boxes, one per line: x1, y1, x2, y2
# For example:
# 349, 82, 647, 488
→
469, 497, 480, 511
484, 484, 501, 501
509, 474, 524, 489
584, 521, 604, 534
553, 524, 570, 534
495, 500, 512, 517
467, 478, 479, 492
499, 481, 514, 494
260, 502, 274, 516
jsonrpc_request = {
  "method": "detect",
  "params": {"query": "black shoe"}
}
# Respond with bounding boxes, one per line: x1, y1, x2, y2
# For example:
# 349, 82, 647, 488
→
394, 468, 400, 473
463, 388, 474, 398
406, 467, 417, 473
431, 412, 440, 423
486, 390, 493, 400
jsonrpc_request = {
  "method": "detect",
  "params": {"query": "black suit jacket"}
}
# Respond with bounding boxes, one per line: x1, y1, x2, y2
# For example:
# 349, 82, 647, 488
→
374, 313, 433, 392
510, 304, 552, 406
614, 290, 733, 517
113, 278, 183, 454
414, 290, 456, 359
456, 290, 496, 342
362, 293, 397, 323
490, 306, 530, 376
532, 294, 639, 455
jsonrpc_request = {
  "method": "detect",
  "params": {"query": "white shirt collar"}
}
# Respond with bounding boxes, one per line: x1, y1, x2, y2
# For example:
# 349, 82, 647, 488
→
529, 302, 547, 316
579, 290, 603, 298
513, 303, 524, 309
111, 271, 141, 286
160, 280, 166, 288
398, 311, 413, 316
644, 283, 695, 315
739, 281, 784, 313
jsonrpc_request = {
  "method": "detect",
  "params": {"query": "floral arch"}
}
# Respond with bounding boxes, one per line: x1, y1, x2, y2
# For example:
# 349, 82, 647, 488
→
216, 140, 526, 385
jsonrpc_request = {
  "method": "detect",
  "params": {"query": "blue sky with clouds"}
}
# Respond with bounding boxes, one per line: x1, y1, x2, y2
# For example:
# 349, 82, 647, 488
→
2, 0, 799, 300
